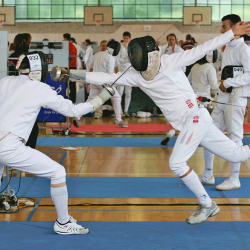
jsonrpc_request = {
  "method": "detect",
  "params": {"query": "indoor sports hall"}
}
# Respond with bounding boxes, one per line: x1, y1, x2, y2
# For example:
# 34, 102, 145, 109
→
1, 1, 250, 249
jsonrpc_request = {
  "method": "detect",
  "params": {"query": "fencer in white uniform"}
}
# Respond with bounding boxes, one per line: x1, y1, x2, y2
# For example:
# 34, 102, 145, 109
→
84, 40, 93, 72
57, 22, 250, 224
188, 55, 218, 98
86, 41, 127, 128
0, 51, 114, 234
201, 15, 250, 191
160, 34, 186, 145
117, 32, 132, 117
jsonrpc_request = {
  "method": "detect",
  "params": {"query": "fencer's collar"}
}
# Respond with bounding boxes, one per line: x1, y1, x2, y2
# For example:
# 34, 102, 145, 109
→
229, 37, 244, 47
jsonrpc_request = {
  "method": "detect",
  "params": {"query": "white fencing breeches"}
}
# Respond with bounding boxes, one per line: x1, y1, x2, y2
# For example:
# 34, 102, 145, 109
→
0, 133, 66, 185
169, 107, 250, 177
204, 95, 247, 174
117, 85, 132, 112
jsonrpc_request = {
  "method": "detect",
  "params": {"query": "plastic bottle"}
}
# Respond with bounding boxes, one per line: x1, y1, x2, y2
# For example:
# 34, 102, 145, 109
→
153, 105, 157, 117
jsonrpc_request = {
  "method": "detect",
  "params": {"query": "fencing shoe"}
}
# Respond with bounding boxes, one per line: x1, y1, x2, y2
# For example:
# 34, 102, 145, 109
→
115, 119, 128, 128
215, 178, 241, 191
124, 112, 130, 117
73, 119, 79, 128
186, 201, 220, 225
54, 216, 89, 235
161, 135, 170, 145
199, 174, 215, 186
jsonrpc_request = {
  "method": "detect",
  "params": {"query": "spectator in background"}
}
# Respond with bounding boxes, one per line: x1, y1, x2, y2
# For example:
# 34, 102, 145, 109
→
63, 33, 77, 103
69, 37, 85, 70
182, 34, 195, 51
117, 31, 132, 117
161, 33, 183, 56
179, 40, 184, 47
9, 33, 38, 149
84, 39, 93, 72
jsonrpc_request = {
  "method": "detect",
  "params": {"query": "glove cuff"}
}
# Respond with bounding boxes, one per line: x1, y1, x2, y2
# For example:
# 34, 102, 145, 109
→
89, 96, 103, 111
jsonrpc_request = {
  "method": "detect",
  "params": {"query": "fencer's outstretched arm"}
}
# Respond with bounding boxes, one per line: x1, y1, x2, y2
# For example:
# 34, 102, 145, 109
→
65, 68, 137, 87
166, 21, 250, 71
40, 82, 114, 117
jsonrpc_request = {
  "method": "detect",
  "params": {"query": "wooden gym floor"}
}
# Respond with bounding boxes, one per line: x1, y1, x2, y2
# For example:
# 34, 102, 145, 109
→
1, 116, 250, 224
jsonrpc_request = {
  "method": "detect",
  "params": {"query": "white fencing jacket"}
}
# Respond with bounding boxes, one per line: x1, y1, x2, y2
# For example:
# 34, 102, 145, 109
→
84, 45, 93, 68
86, 30, 235, 131
89, 51, 116, 74
160, 43, 183, 56
160, 44, 186, 72
222, 37, 250, 98
117, 44, 131, 72
188, 63, 218, 97
73, 43, 85, 69
0, 75, 93, 141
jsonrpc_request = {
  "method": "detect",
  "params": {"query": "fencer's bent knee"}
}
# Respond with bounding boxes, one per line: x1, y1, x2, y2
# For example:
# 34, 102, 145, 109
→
50, 165, 66, 184
169, 156, 189, 177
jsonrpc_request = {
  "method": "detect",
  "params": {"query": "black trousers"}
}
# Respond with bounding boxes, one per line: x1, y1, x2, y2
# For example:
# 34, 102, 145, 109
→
69, 67, 77, 103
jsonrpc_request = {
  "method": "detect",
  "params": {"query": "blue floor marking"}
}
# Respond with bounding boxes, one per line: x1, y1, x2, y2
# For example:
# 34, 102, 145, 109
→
37, 136, 250, 147
59, 153, 67, 164
26, 198, 42, 222
13, 170, 20, 177
1, 221, 250, 250
2, 177, 250, 198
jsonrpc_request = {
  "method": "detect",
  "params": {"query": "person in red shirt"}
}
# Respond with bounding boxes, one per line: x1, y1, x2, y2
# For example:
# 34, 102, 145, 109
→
63, 33, 77, 103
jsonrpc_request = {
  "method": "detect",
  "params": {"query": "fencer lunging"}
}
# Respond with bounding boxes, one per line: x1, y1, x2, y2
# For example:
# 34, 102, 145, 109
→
201, 14, 250, 191
0, 51, 114, 234
55, 20, 250, 224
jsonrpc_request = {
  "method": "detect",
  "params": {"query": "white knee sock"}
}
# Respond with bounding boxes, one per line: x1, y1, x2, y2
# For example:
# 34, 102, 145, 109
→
167, 129, 176, 138
51, 185, 69, 224
204, 149, 214, 178
182, 170, 212, 207
124, 95, 131, 113
113, 100, 122, 121
230, 162, 241, 181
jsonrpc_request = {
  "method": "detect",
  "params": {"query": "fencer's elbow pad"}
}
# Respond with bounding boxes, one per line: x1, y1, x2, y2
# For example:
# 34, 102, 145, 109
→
221, 65, 244, 93
89, 84, 115, 111
51, 66, 69, 82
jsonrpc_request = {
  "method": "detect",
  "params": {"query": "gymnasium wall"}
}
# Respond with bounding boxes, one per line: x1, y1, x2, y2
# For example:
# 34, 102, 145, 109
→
3, 21, 222, 47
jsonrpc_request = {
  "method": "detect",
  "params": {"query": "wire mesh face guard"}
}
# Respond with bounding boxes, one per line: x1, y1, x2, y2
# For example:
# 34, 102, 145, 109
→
107, 40, 121, 56
128, 36, 159, 71
16, 51, 48, 83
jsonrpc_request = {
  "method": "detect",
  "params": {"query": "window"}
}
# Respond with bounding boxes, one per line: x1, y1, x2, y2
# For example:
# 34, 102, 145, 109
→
4, 0, 250, 21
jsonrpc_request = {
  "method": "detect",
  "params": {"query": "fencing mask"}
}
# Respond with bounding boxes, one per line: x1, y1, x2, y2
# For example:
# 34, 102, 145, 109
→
16, 51, 48, 83
128, 36, 160, 81
197, 50, 218, 65
107, 39, 121, 56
